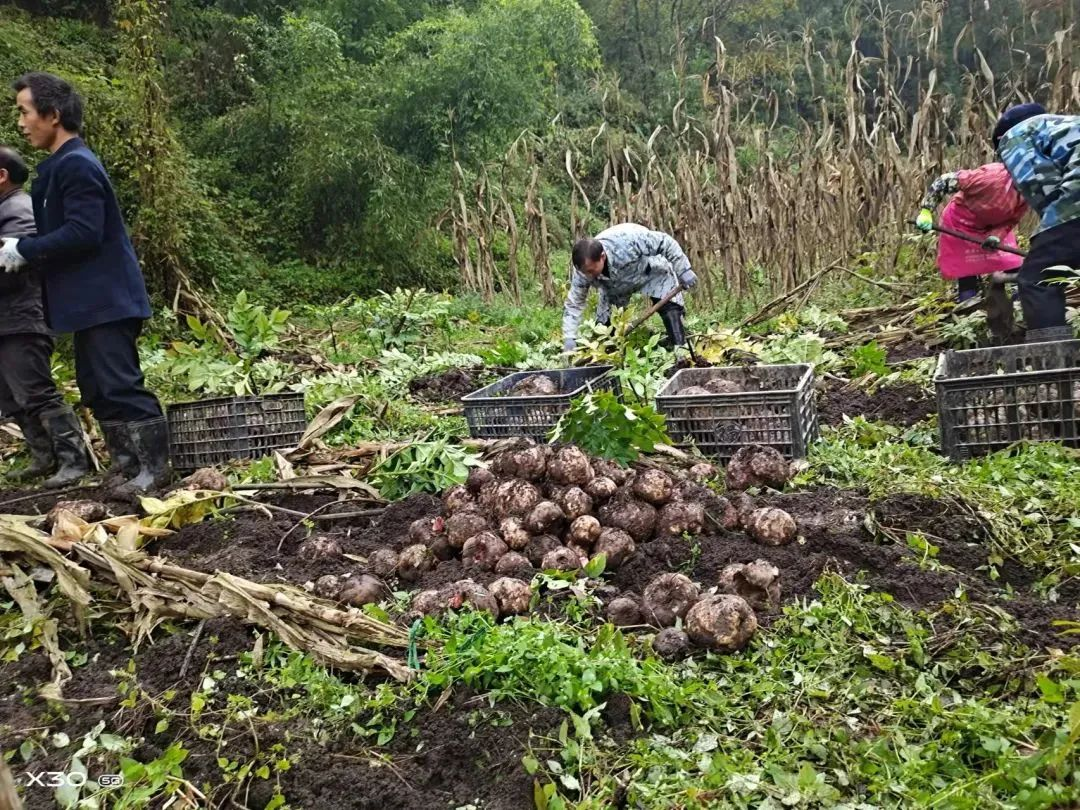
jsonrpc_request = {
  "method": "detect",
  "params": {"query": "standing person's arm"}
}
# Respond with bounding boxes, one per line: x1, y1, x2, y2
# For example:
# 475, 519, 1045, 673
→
16, 159, 105, 264
562, 270, 592, 351
919, 172, 961, 212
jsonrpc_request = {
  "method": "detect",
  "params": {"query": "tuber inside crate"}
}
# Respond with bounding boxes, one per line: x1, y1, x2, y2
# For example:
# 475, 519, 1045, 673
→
935, 340, 1080, 460
656, 365, 817, 461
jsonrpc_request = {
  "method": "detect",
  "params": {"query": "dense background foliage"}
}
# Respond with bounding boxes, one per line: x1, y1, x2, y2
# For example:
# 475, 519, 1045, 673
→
0, 0, 1072, 305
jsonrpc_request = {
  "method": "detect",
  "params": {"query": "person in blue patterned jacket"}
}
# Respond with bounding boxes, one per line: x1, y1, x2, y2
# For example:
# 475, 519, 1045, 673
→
563, 223, 698, 354
995, 102, 1080, 342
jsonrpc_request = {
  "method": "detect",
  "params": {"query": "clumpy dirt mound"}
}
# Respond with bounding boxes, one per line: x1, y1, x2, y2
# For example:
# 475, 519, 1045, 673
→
149, 492, 442, 588
277, 693, 561, 810
0, 483, 131, 519
818, 380, 934, 427
886, 339, 939, 364
409, 367, 498, 403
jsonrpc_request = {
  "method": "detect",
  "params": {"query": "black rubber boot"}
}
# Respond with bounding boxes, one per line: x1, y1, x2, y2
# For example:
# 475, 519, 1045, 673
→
656, 301, 687, 349
40, 407, 92, 489
100, 420, 139, 485
1025, 325, 1074, 343
116, 417, 171, 496
5, 413, 56, 483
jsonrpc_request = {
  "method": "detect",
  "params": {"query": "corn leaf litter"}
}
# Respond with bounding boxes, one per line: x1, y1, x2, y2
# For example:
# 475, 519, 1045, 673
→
140, 489, 232, 530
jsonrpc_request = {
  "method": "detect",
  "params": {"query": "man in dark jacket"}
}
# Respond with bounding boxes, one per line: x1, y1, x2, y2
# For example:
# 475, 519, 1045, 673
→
0, 145, 91, 487
0, 72, 169, 493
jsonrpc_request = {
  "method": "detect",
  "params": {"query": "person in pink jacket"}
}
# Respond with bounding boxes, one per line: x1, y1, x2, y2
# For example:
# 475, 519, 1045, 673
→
915, 162, 1028, 302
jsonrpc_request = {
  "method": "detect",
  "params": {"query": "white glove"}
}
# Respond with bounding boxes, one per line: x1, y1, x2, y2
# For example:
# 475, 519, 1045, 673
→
0, 238, 26, 273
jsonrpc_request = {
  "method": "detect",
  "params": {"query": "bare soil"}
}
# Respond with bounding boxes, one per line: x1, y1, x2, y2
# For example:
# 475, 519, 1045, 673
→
817, 379, 935, 427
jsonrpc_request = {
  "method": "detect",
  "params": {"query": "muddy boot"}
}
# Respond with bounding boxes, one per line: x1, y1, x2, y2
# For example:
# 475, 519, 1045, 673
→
40, 407, 92, 489
115, 417, 171, 496
1025, 325, 1074, 343
100, 420, 139, 486
657, 301, 687, 350
5, 413, 56, 483
984, 282, 1015, 345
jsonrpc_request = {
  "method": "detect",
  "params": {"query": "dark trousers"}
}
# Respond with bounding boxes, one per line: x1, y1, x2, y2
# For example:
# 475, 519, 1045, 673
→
73, 318, 163, 423
0, 333, 65, 420
1017, 220, 1080, 330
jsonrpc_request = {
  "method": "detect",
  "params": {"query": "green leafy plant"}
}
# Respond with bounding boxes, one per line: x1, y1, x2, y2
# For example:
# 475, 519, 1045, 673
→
369, 439, 480, 499
551, 392, 671, 465
846, 340, 889, 377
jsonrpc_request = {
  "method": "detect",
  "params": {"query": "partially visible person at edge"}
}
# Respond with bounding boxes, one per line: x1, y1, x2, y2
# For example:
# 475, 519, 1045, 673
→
915, 159, 1027, 303
0, 72, 170, 493
562, 223, 698, 356
0, 145, 92, 488
993, 101, 1080, 343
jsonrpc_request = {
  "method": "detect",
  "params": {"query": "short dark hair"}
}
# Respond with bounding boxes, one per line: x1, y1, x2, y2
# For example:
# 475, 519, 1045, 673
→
12, 72, 83, 134
0, 146, 28, 185
572, 237, 604, 270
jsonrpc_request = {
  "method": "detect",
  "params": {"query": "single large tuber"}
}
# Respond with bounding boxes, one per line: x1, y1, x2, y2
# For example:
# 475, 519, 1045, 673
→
48, 500, 106, 527
568, 515, 602, 547
541, 546, 582, 571
592, 458, 630, 486
745, 507, 797, 546
494, 479, 542, 520
547, 446, 594, 486
688, 462, 718, 483
466, 466, 496, 494
632, 469, 675, 506
510, 374, 558, 397
339, 574, 387, 607
366, 548, 400, 578
725, 445, 793, 492
585, 476, 617, 502
714, 496, 742, 531
606, 596, 644, 627
718, 560, 781, 611
461, 531, 508, 571
594, 528, 636, 570
599, 497, 657, 543
408, 517, 440, 546
685, 594, 757, 651
442, 484, 475, 515
492, 443, 548, 482
656, 501, 706, 538
499, 517, 531, 551
397, 544, 436, 582
703, 378, 743, 395
643, 573, 701, 627
489, 577, 532, 615
313, 574, 340, 600
298, 535, 343, 562
408, 589, 445, 619
446, 510, 490, 549
557, 486, 593, 521
652, 627, 691, 661
525, 500, 565, 535
494, 551, 532, 577
728, 492, 757, 527
440, 579, 499, 615
525, 534, 562, 567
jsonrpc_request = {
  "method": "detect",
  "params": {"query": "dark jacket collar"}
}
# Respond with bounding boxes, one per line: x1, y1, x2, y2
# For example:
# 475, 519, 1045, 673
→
39, 136, 85, 170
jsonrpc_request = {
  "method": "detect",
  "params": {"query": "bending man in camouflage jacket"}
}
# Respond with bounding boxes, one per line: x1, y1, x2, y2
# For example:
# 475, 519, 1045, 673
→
995, 102, 1080, 342
562, 223, 698, 353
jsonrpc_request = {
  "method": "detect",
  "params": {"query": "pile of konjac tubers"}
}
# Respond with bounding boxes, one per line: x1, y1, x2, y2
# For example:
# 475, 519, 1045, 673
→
317, 442, 799, 658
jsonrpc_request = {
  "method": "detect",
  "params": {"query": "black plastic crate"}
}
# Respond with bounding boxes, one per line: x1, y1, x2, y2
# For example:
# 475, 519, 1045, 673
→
461, 366, 617, 441
655, 364, 818, 462
935, 340, 1080, 461
167, 392, 308, 472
